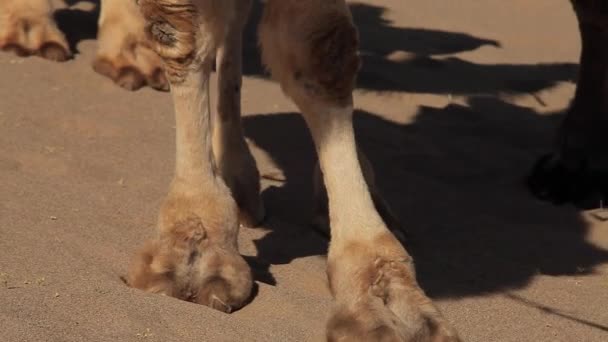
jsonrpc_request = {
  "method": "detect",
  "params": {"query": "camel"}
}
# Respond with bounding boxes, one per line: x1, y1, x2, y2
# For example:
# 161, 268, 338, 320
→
125, 0, 460, 340
1, 0, 604, 341
1, 0, 462, 340
1, 0, 461, 339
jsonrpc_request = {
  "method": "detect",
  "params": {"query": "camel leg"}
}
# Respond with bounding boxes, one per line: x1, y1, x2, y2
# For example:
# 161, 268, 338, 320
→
0, 0, 70, 61
313, 150, 407, 244
213, 0, 265, 227
528, 0, 608, 204
127, 0, 252, 313
259, 1, 460, 340
93, 0, 168, 91
560, 0, 608, 167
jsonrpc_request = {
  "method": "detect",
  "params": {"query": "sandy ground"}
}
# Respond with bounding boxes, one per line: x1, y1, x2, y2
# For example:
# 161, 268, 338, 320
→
1, 0, 608, 341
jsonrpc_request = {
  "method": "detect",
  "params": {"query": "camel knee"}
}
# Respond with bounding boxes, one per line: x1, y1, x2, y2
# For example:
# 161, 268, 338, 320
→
138, 0, 236, 84
259, 0, 360, 108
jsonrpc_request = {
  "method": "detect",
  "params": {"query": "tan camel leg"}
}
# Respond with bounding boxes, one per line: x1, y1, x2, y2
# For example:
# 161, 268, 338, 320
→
93, 0, 168, 91
313, 149, 406, 244
127, 0, 252, 313
213, 0, 265, 227
259, 1, 460, 340
0, 0, 70, 61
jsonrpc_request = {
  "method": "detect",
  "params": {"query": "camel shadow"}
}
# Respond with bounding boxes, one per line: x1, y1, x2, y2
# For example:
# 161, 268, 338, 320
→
242, 98, 608, 298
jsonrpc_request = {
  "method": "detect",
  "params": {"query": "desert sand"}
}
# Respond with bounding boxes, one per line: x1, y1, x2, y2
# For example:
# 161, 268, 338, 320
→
1, 0, 608, 341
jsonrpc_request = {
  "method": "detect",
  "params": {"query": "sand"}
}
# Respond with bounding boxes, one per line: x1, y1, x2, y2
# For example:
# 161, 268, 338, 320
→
1, 0, 608, 341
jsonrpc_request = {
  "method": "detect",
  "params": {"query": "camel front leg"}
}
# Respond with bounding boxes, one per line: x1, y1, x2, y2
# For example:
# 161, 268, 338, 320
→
127, 0, 252, 313
259, 0, 460, 340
